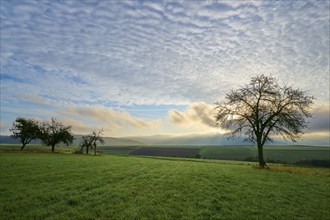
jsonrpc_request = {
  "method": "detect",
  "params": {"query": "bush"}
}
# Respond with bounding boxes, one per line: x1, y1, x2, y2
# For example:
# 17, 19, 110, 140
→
73, 149, 83, 154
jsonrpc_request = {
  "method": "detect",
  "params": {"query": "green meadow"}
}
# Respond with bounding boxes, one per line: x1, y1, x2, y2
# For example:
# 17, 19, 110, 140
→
2, 143, 329, 165
1, 151, 329, 219
200, 145, 330, 163
97, 144, 330, 165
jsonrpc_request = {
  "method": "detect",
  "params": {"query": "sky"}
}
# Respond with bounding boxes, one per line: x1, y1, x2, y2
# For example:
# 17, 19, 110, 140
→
0, 0, 329, 145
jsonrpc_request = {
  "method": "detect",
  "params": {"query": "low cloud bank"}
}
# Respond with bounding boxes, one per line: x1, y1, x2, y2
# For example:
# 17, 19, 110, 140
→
308, 104, 330, 133
58, 105, 161, 136
168, 102, 216, 128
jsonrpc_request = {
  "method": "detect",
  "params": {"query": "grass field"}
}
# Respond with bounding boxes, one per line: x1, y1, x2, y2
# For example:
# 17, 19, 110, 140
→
200, 145, 330, 163
98, 145, 330, 165
0, 151, 329, 219
0, 143, 77, 154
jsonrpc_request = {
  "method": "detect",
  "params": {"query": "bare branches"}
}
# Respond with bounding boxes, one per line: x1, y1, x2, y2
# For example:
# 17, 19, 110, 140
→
39, 118, 74, 152
214, 75, 314, 168
80, 129, 104, 155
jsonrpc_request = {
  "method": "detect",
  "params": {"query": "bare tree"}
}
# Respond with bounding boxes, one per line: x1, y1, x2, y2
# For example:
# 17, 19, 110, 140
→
80, 130, 104, 156
39, 118, 74, 152
215, 75, 314, 168
80, 135, 93, 154
10, 117, 40, 150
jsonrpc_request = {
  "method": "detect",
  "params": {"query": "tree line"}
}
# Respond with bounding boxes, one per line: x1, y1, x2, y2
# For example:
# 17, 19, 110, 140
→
10, 117, 103, 155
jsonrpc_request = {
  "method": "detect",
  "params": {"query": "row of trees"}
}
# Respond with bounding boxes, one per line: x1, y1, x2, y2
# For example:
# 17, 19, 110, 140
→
10, 118, 103, 155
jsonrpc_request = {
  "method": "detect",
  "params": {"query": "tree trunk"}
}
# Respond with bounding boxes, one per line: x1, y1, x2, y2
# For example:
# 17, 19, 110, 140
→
86, 147, 89, 154
51, 145, 55, 152
257, 144, 266, 168
21, 143, 26, 150
93, 147, 96, 156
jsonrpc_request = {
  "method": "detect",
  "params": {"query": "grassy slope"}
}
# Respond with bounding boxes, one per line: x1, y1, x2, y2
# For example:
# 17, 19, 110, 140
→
0, 144, 79, 154
0, 152, 329, 219
1, 144, 329, 164
97, 145, 330, 164
200, 146, 256, 160
97, 145, 330, 163
200, 145, 330, 163
0, 135, 146, 147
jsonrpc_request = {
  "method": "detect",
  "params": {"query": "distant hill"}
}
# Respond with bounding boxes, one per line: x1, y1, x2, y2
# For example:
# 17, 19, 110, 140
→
73, 135, 145, 146
0, 135, 145, 146
124, 133, 286, 146
0, 135, 41, 145
124, 133, 330, 146
2, 132, 328, 147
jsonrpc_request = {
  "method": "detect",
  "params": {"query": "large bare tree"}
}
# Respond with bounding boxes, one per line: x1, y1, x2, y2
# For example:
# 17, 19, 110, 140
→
215, 75, 314, 168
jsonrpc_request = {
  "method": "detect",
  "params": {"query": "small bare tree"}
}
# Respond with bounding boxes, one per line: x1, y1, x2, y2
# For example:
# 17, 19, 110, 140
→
80, 130, 104, 156
215, 75, 314, 168
80, 135, 93, 154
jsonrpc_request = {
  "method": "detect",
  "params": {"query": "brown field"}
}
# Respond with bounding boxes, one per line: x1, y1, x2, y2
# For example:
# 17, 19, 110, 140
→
130, 147, 200, 157
97, 146, 140, 154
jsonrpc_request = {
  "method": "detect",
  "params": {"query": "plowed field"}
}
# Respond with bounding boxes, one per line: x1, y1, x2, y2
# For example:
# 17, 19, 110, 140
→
130, 147, 200, 157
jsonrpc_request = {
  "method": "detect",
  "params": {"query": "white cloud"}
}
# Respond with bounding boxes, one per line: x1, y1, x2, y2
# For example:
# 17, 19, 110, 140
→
1, 0, 329, 107
21, 95, 52, 106
57, 105, 162, 136
168, 102, 216, 128
0, 119, 9, 135
308, 103, 330, 133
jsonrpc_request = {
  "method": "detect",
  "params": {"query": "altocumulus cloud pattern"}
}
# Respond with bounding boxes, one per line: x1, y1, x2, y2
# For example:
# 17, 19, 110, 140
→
1, 1, 329, 106
0, 1, 329, 139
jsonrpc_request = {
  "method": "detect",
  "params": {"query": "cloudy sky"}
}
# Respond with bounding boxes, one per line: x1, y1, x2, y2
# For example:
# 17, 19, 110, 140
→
0, 1, 329, 144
